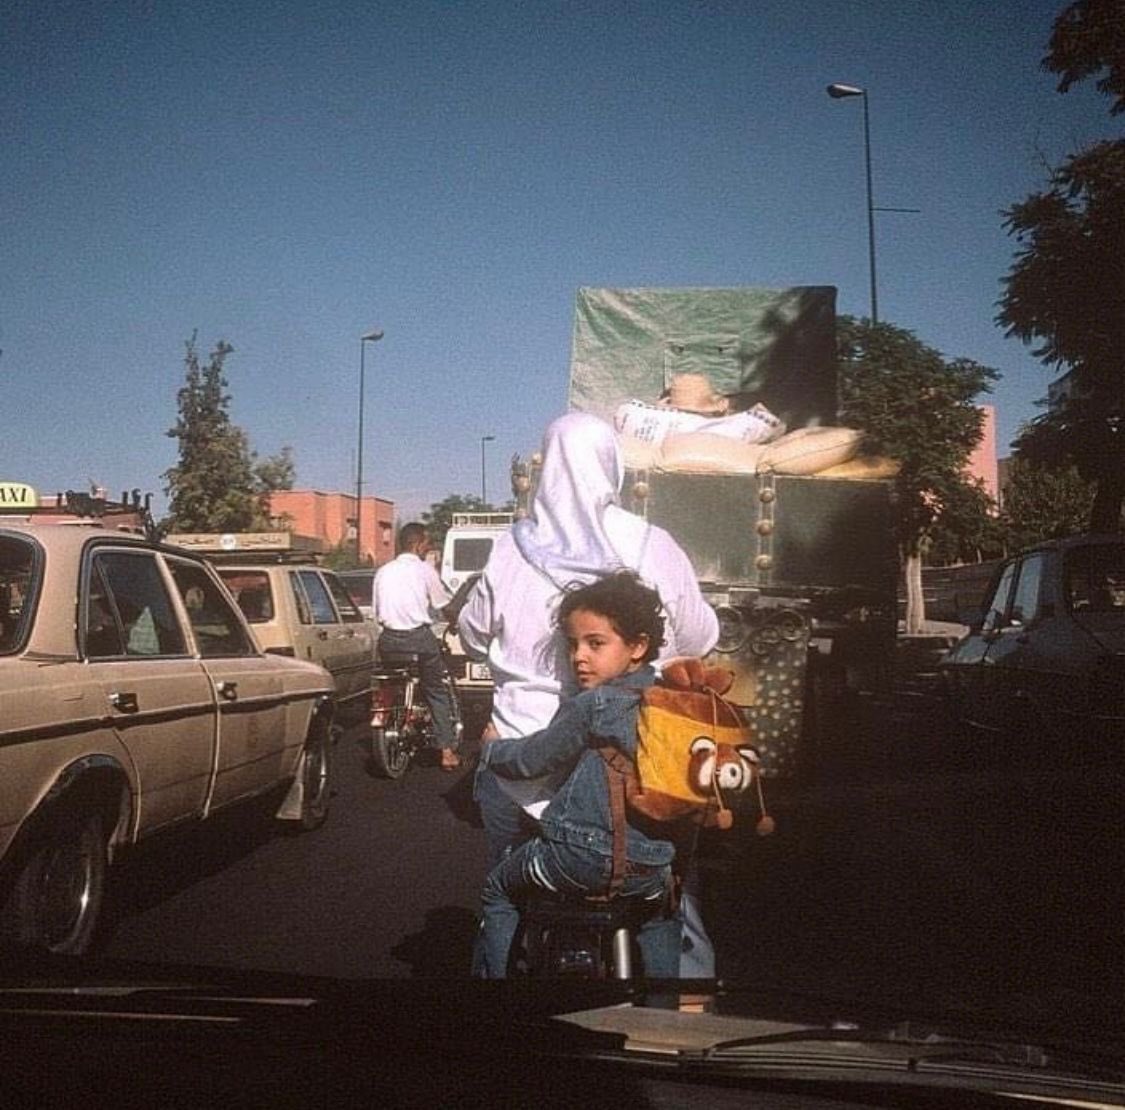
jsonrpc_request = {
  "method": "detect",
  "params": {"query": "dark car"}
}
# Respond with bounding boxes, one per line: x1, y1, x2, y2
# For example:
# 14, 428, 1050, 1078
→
940, 534, 1125, 744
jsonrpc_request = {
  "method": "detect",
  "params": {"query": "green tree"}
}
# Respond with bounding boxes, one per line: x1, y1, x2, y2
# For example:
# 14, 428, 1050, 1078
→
320, 540, 364, 572
999, 0, 1125, 532
420, 493, 492, 552
926, 478, 1005, 567
163, 335, 294, 533
999, 457, 1097, 550
1045, 0, 1125, 113
837, 317, 999, 633
253, 445, 295, 495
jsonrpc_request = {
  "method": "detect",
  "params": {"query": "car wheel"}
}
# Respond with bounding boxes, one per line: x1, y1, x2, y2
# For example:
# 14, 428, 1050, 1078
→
1, 808, 108, 956
297, 725, 333, 831
370, 712, 411, 779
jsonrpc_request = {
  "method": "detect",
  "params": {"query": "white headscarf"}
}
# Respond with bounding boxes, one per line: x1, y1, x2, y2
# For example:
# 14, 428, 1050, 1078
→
512, 412, 635, 588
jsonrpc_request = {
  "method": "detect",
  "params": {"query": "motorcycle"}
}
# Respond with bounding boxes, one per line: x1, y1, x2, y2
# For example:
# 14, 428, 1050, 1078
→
368, 628, 464, 779
515, 888, 672, 979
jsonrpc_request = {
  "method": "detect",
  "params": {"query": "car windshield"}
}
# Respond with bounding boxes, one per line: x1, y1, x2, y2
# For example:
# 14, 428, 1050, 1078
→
448, 537, 494, 575
1066, 543, 1125, 614
218, 570, 276, 624
5, 2, 1125, 1101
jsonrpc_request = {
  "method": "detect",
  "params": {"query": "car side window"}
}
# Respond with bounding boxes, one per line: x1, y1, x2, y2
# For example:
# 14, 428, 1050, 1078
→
323, 571, 364, 624
0, 534, 37, 655
1008, 554, 1045, 626
289, 571, 313, 624
297, 569, 338, 625
981, 562, 1017, 634
86, 550, 186, 658
168, 560, 255, 657
339, 572, 374, 610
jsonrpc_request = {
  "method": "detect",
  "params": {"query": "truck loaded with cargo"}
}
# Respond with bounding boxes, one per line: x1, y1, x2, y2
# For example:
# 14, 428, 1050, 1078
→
511, 286, 898, 784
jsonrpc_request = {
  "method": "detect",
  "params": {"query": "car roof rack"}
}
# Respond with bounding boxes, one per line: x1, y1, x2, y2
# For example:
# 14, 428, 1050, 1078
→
165, 531, 325, 565
450, 511, 514, 528
0, 486, 158, 541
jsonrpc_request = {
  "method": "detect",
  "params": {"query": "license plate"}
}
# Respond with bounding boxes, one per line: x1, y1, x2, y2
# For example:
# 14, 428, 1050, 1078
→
468, 662, 491, 682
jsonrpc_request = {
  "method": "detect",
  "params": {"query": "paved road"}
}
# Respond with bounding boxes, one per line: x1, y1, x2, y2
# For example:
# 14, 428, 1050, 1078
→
100, 692, 1122, 1028
102, 727, 491, 979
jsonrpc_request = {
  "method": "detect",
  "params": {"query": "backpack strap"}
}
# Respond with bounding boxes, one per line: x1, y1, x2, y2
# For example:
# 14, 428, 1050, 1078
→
597, 747, 633, 896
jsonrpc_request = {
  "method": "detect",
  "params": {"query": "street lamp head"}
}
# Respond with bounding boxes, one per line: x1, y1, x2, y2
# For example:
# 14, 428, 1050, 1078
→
361, 329, 384, 342
482, 434, 496, 443
827, 83, 864, 99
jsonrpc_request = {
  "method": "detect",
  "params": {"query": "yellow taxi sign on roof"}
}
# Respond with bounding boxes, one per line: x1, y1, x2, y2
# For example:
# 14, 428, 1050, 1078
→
0, 482, 38, 509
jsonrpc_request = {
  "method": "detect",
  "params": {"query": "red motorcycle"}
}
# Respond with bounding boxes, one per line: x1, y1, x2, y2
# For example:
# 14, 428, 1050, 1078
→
368, 629, 464, 778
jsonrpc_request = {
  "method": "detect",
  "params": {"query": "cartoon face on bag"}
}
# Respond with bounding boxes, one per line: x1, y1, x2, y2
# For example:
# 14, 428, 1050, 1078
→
687, 736, 760, 797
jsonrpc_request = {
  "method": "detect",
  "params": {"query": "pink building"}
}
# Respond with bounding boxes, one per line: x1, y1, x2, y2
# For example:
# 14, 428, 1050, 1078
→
967, 404, 999, 505
268, 489, 396, 567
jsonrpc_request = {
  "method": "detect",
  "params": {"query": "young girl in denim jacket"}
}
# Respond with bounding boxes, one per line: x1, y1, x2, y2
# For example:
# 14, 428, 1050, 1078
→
477, 571, 682, 978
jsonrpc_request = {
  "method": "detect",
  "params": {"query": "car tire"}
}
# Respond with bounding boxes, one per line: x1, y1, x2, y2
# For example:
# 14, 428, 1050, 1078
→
0, 807, 108, 956
370, 713, 411, 779
296, 725, 333, 831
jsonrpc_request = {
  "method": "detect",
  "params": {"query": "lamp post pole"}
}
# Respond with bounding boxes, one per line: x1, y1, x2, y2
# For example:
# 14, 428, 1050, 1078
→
826, 83, 919, 327
826, 83, 877, 324
858, 89, 877, 326
480, 434, 495, 505
355, 329, 384, 565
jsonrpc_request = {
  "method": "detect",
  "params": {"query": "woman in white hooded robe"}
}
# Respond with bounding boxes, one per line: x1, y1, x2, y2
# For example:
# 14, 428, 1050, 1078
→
458, 411, 720, 975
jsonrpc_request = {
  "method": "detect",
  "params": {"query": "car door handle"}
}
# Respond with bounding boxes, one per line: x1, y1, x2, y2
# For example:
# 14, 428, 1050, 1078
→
316, 629, 329, 641
217, 681, 239, 701
109, 691, 139, 713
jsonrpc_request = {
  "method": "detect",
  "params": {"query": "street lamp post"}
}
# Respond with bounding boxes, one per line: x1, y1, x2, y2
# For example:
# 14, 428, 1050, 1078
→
480, 435, 495, 505
826, 83, 878, 325
355, 329, 384, 565
826, 83, 919, 326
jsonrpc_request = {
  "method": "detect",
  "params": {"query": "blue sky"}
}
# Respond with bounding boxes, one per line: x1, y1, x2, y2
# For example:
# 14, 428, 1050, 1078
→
3, 0, 1115, 521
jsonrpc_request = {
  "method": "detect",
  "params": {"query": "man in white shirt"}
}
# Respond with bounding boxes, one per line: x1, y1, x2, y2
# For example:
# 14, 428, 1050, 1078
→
374, 522, 460, 770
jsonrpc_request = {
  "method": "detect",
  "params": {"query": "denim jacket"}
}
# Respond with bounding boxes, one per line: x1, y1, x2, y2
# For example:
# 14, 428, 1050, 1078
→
481, 666, 675, 867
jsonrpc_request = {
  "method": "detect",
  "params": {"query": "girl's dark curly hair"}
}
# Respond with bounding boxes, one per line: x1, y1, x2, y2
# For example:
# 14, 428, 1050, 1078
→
556, 571, 665, 664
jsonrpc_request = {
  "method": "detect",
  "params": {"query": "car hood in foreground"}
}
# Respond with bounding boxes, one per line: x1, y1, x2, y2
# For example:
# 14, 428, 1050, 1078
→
1, 949, 1122, 1108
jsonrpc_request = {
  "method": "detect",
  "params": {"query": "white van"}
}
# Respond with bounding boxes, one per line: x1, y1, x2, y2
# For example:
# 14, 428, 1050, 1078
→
441, 512, 513, 594
440, 513, 512, 720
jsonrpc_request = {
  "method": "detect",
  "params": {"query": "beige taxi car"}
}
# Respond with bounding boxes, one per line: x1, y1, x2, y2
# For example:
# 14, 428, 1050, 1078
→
0, 522, 336, 956
167, 534, 377, 720
214, 562, 377, 718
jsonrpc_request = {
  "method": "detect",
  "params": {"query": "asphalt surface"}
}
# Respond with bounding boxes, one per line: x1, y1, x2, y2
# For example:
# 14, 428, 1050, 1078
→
102, 725, 491, 979
99, 675, 1122, 1032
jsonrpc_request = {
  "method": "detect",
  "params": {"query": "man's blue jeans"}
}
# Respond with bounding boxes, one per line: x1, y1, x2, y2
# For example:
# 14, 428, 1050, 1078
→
377, 626, 458, 750
479, 837, 679, 979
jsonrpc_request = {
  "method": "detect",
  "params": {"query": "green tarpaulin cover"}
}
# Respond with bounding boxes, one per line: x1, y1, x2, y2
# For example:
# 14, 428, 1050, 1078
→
568, 286, 839, 431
